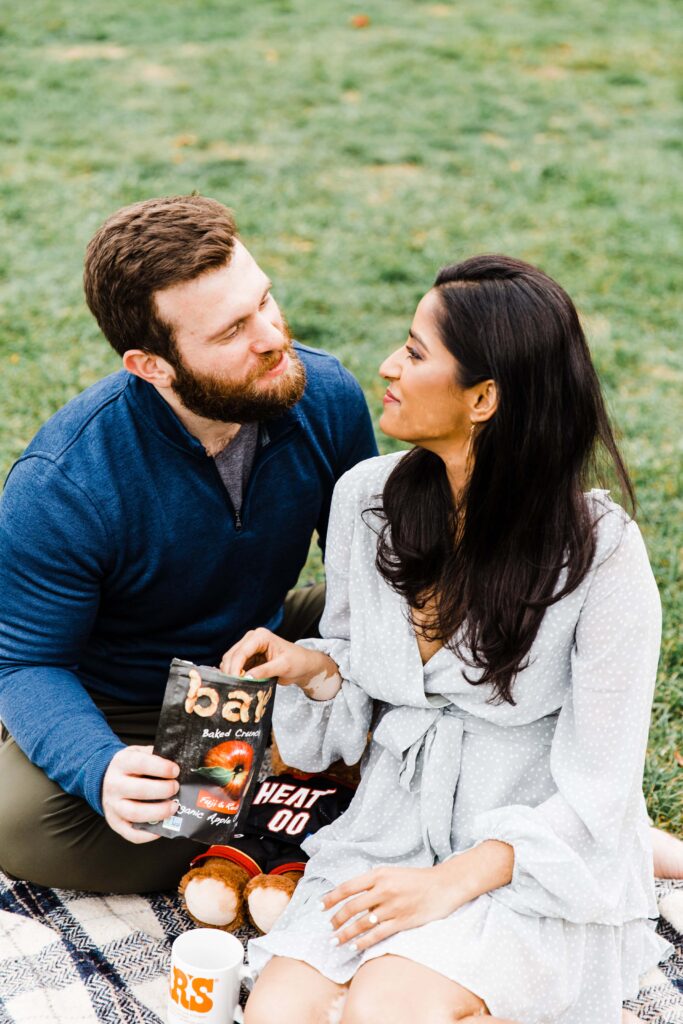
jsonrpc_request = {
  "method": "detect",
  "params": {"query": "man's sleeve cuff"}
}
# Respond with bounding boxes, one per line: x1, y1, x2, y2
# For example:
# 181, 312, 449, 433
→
79, 740, 127, 816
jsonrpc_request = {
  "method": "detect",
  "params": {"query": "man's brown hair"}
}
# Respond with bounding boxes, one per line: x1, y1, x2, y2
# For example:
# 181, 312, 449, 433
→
83, 194, 238, 359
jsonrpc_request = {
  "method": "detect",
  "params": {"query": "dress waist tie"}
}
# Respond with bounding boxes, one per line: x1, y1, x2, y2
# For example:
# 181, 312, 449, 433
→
372, 703, 560, 864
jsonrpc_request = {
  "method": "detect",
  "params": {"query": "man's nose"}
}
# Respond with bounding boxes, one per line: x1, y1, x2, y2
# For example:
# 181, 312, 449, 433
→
250, 312, 287, 353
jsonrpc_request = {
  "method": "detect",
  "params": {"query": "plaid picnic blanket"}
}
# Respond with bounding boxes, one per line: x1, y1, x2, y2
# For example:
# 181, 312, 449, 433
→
0, 871, 681, 1023
0, 874, 253, 1023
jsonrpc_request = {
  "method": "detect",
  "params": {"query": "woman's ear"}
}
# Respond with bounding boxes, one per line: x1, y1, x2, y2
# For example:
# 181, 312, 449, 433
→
469, 379, 498, 423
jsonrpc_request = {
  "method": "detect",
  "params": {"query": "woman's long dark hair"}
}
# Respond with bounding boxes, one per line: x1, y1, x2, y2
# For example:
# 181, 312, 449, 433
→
370, 255, 634, 705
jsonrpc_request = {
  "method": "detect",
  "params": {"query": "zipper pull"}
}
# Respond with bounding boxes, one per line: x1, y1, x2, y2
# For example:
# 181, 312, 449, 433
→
234, 508, 243, 532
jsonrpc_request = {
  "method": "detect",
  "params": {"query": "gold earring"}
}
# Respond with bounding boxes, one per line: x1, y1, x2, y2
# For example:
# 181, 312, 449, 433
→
465, 422, 476, 477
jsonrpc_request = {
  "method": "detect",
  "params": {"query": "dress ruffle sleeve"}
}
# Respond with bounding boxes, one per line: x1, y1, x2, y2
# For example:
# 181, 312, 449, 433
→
272, 470, 373, 772
467, 515, 662, 925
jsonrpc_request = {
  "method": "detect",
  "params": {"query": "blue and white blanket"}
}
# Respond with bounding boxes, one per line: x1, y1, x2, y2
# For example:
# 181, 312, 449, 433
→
0, 872, 681, 1023
0, 873, 251, 1023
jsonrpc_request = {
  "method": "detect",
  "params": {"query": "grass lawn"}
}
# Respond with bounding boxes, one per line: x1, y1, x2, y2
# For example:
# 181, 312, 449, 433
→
0, 0, 681, 829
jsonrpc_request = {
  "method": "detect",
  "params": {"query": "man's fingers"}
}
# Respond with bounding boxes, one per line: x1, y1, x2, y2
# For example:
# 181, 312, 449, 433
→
115, 819, 161, 844
117, 747, 180, 780
121, 776, 179, 802
105, 809, 161, 845
129, 829, 161, 845
117, 798, 179, 824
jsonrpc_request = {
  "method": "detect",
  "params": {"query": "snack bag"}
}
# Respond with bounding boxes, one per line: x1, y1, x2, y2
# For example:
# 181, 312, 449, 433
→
137, 658, 275, 844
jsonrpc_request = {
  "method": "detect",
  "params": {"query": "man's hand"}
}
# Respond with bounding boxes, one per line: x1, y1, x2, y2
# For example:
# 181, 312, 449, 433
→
102, 745, 180, 844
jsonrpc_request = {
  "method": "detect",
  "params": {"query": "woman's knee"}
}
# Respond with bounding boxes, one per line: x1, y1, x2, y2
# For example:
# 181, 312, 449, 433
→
244, 958, 346, 1024
342, 956, 486, 1024
243, 985, 286, 1024
245, 987, 345, 1024
341, 984, 424, 1024
343, 999, 478, 1024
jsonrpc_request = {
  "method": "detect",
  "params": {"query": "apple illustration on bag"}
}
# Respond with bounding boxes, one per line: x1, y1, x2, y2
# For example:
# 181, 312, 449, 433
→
192, 740, 255, 808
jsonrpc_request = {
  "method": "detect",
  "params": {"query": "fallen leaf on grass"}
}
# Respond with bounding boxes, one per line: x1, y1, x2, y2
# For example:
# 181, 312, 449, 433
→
140, 64, 175, 82
674, 750, 683, 768
525, 65, 569, 81
50, 44, 127, 62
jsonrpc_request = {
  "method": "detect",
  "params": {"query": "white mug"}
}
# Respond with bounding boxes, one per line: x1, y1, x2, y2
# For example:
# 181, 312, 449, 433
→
167, 928, 254, 1024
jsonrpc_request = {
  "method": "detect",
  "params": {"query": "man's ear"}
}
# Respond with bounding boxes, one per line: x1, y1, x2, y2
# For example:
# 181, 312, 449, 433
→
123, 349, 176, 388
469, 379, 498, 423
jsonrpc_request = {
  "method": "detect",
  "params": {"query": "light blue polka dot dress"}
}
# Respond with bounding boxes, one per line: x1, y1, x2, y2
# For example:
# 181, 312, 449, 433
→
249, 453, 673, 1023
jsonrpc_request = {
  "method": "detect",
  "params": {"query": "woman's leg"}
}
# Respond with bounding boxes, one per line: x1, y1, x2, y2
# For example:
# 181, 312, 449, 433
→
341, 955, 521, 1024
651, 826, 683, 879
244, 956, 348, 1024
339, 955, 643, 1024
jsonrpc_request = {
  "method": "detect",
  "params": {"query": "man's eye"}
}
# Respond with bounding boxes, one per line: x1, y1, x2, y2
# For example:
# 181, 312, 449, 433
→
260, 291, 272, 308
226, 321, 244, 339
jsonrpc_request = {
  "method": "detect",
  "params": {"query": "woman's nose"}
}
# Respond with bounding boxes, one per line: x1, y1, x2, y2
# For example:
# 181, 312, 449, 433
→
379, 347, 403, 380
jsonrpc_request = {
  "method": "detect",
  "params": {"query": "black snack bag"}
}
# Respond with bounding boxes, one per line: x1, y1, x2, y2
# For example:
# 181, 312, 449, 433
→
136, 658, 275, 845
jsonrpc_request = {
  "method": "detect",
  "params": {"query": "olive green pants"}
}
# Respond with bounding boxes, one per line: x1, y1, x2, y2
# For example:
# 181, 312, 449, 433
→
0, 583, 325, 894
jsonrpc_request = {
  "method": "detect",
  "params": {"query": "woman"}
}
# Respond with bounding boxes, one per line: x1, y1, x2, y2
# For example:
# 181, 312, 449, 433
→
222, 255, 673, 1024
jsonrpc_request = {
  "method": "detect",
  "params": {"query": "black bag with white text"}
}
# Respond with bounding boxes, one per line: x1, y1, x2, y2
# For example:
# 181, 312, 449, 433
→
136, 658, 275, 845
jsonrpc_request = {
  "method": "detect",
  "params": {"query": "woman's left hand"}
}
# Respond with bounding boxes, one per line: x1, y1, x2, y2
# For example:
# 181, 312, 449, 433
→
321, 864, 466, 952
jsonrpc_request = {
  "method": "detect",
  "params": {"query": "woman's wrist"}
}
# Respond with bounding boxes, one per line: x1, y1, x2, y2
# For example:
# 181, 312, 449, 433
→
294, 650, 343, 702
434, 839, 515, 912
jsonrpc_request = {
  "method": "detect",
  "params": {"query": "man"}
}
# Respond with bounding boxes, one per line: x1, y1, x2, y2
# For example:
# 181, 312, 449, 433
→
0, 194, 377, 893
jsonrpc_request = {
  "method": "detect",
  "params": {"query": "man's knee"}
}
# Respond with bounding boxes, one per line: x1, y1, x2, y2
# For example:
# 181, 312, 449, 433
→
0, 785, 32, 878
278, 582, 326, 642
0, 756, 95, 885
0, 740, 57, 877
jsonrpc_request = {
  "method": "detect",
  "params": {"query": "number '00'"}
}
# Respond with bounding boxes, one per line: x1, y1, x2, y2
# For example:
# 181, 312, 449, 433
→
267, 809, 310, 836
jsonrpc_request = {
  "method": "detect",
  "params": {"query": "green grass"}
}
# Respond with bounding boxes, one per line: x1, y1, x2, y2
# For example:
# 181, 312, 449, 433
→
1, 0, 681, 829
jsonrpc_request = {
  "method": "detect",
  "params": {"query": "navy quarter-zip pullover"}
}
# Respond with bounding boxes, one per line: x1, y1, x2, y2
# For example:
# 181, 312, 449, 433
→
0, 344, 377, 812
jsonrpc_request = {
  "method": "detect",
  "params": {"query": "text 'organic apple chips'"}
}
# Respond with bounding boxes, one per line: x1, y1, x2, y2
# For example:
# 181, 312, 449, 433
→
136, 658, 275, 844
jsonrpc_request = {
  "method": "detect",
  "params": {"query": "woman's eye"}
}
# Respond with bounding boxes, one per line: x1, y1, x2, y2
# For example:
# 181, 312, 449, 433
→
406, 345, 422, 361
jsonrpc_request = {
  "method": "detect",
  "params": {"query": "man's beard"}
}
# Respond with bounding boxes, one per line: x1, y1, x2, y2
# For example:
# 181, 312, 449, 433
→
169, 336, 306, 424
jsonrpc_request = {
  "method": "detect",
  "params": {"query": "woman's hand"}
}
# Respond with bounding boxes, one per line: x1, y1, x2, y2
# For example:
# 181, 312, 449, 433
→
320, 864, 466, 952
321, 841, 514, 952
220, 627, 342, 700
